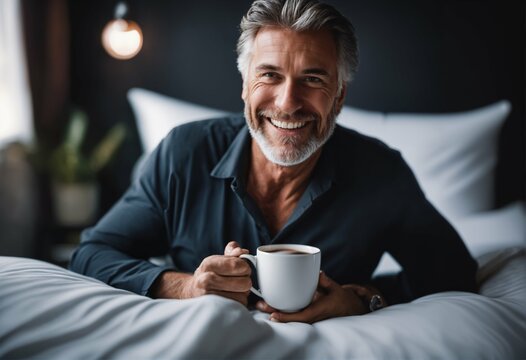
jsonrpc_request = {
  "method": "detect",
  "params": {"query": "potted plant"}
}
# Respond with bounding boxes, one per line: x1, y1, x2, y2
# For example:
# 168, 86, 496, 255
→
49, 108, 126, 226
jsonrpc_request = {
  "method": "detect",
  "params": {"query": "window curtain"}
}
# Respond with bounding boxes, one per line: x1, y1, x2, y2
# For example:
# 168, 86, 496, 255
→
0, 0, 69, 258
0, 0, 34, 148
0, 0, 38, 257
22, 0, 69, 149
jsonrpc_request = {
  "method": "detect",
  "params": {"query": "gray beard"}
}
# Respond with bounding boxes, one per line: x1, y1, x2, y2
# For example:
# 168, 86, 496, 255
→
245, 105, 338, 167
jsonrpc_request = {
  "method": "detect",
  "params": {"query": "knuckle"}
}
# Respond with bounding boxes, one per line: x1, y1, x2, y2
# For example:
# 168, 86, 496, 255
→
242, 278, 252, 291
201, 255, 221, 271
222, 257, 239, 274
230, 259, 242, 273
234, 258, 251, 274
244, 263, 252, 275
196, 272, 214, 289
199, 258, 212, 272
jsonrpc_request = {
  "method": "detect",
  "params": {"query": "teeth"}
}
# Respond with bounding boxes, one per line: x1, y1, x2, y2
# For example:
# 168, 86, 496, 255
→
269, 119, 306, 129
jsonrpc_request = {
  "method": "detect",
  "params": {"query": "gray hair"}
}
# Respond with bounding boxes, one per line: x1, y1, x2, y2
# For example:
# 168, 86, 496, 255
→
236, 0, 359, 90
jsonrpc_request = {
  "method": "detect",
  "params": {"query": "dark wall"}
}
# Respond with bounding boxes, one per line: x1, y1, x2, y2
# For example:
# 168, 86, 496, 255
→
69, 0, 525, 212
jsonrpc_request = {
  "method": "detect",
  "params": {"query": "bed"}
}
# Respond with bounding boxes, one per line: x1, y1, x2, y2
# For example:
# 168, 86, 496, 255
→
1, 91, 525, 359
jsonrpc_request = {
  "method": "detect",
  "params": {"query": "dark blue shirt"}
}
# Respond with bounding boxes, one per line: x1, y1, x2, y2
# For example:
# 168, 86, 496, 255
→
70, 115, 477, 301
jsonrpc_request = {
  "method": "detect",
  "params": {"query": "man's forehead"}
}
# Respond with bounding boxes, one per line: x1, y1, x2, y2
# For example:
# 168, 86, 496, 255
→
251, 26, 338, 71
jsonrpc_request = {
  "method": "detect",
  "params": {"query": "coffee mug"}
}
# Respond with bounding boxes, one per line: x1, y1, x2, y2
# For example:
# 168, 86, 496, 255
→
240, 244, 321, 312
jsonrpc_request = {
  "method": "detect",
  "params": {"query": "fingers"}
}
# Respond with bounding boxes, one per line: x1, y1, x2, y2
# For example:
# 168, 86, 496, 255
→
269, 301, 324, 324
192, 255, 252, 296
255, 299, 323, 322
199, 255, 251, 276
224, 241, 249, 257
255, 294, 326, 324
257, 300, 323, 324
224, 241, 239, 255
194, 271, 252, 293
255, 301, 277, 314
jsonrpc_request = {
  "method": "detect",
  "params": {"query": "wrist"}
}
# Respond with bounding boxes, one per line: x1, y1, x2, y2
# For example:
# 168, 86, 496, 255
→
343, 284, 387, 314
342, 285, 368, 315
150, 271, 192, 299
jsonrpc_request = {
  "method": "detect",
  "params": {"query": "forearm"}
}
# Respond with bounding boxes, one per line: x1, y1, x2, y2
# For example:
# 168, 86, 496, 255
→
70, 241, 172, 296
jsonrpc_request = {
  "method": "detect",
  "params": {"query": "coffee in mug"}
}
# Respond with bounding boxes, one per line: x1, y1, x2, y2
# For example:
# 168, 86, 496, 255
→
264, 249, 310, 255
240, 244, 321, 312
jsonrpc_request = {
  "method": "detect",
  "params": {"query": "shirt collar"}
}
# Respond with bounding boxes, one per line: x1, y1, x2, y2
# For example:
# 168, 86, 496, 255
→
210, 126, 251, 180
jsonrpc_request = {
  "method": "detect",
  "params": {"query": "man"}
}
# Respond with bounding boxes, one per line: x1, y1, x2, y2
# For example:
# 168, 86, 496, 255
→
70, 0, 477, 324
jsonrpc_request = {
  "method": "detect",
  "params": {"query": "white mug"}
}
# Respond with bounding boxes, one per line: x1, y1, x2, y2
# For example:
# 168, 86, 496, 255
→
240, 244, 321, 312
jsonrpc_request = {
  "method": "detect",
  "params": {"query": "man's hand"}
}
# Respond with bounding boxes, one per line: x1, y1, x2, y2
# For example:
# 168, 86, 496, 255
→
256, 272, 368, 323
151, 241, 252, 306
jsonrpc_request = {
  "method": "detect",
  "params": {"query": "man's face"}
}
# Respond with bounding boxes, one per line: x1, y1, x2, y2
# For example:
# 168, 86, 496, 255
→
242, 26, 346, 166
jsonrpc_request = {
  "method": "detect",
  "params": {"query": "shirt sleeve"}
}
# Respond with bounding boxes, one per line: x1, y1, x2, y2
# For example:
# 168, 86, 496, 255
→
384, 153, 478, 301
69, 136, 176, 296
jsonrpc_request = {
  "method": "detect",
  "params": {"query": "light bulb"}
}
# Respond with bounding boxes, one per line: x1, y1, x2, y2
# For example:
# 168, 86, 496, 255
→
102, 19, 143, 60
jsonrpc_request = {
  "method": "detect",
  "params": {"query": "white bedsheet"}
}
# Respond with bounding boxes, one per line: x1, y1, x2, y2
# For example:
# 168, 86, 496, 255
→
1, 248, 525, 359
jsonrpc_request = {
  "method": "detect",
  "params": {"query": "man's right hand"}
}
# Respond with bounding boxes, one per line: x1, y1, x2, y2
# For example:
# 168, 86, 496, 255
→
150, 241, 252, 306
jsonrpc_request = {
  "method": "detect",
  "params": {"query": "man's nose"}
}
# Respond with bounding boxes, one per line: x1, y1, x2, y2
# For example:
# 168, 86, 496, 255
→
274, 79, 302, 115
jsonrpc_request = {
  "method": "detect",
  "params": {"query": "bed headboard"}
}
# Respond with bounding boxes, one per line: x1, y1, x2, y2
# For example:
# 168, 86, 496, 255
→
68, 0, 524, 211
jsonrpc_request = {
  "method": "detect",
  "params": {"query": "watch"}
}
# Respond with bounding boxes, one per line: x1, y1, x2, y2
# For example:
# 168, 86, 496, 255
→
369, 294, 385, 312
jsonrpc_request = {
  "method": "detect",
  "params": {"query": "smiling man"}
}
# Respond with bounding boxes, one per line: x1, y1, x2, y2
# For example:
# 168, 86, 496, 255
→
70, 0, 477, 324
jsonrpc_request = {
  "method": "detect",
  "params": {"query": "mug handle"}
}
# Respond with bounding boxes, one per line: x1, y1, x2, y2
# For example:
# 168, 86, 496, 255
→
239, 254, 263, 298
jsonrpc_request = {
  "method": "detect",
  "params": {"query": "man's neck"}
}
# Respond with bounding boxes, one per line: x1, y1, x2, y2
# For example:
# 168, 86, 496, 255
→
247, 140, 321, 197
246, 140, 321, 235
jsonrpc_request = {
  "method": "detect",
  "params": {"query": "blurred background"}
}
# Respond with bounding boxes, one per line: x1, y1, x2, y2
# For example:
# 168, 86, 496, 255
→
0, 0, 524, 264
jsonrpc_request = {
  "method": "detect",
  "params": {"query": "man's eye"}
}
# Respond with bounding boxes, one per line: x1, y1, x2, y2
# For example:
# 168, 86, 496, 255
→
262, 72, 277, 78
305, 76, 322, 83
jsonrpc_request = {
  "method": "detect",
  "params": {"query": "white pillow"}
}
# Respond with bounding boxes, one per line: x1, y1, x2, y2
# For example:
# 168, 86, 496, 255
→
128, 88, 229, 154
338, 101, 511, 219
451, 201, 526, 258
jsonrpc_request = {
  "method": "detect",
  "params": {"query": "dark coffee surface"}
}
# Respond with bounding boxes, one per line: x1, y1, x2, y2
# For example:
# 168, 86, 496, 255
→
264, 249, 309, 255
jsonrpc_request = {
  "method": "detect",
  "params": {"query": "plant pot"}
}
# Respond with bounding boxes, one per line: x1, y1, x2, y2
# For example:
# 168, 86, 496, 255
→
52, 182, 99, 227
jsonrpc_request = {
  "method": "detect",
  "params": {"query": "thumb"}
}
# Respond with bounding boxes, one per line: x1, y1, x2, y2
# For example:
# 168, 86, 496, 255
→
224, 241, 240, 255
224, 241, 249, 256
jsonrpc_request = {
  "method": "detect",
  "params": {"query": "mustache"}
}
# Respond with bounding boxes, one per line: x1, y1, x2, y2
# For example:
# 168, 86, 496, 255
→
257, 109, 319, 122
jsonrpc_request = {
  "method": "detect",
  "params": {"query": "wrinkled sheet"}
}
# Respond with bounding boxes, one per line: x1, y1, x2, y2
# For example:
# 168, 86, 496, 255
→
0, 248, 525, 359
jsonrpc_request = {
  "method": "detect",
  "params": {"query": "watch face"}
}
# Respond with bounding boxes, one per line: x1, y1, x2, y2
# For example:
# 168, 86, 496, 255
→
369, 294, 385, 312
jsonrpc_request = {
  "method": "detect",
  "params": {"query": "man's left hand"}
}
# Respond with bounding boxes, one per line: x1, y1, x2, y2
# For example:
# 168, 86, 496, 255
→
256, 272, 368, 323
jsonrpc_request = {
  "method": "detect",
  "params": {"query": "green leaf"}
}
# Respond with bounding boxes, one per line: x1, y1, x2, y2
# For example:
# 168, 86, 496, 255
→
65, 109, 88, 151
89, 123, 127, 173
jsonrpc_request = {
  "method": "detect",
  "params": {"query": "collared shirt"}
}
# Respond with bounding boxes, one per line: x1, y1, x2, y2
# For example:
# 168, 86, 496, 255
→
70, 115, 477, 301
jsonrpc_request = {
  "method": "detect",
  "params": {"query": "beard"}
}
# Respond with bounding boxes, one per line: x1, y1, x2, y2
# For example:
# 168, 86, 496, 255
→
245, 103, 339, 167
